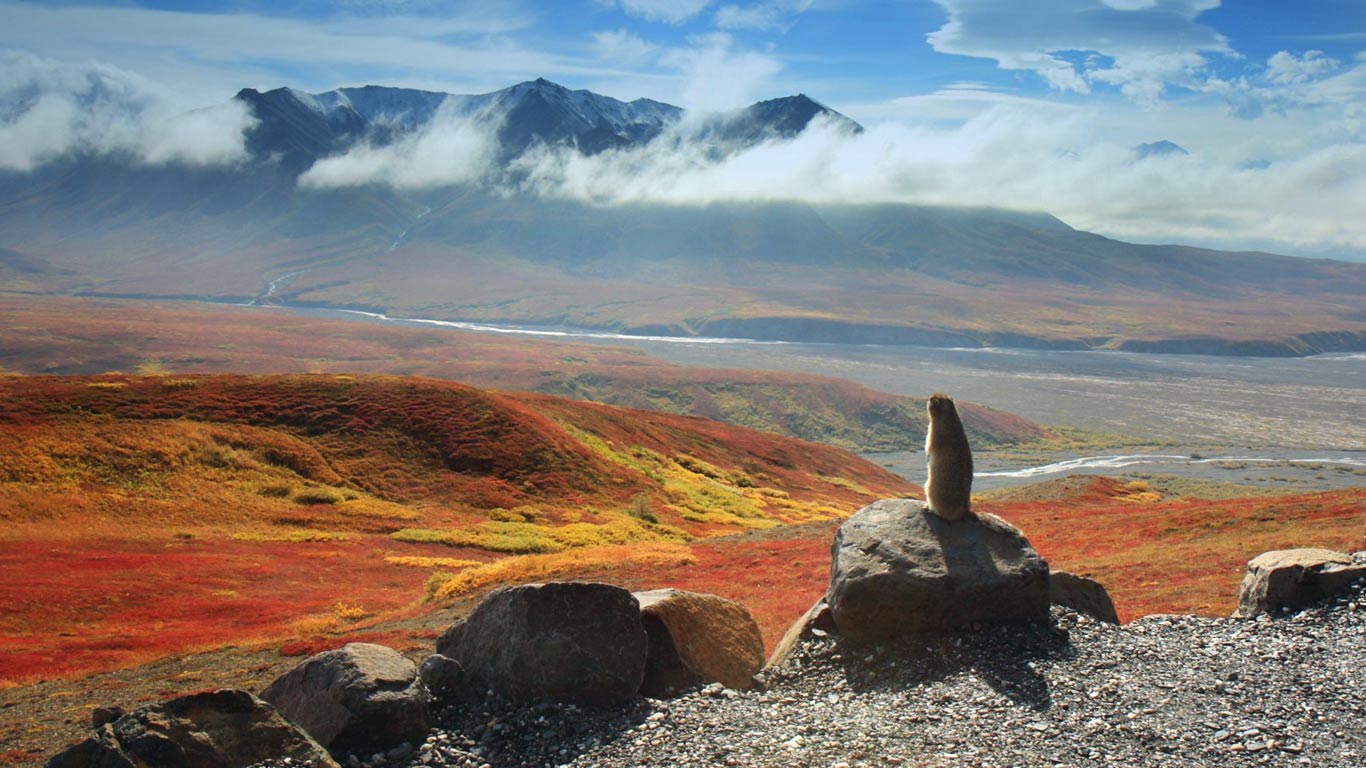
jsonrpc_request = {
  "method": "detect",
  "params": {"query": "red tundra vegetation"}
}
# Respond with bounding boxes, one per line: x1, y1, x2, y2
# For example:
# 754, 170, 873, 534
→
0, 373, 914, 685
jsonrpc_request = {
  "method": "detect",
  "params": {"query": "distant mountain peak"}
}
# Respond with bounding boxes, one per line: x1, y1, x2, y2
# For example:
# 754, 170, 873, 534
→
701, 93, 863, 145
1133, 140, 1189, 159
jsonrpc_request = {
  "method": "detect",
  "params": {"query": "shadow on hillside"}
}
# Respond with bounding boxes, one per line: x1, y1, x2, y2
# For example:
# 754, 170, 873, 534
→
836, 621, 1075, 712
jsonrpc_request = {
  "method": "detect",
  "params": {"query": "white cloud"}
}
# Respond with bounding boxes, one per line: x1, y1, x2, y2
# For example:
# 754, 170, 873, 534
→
1266, 50, 1340, 84
662, 34, 784, 113
495, 93, 1366, 255
0, 2, 574, 102
926, 0, 1229, 103
614, 0, 713, 24
299, 102, 503, 190
714, 0, 814, 32
138, 101, 258, 167
0, 51, 255, 171
1204, 53, 1366, 122
592, 29, 659, 64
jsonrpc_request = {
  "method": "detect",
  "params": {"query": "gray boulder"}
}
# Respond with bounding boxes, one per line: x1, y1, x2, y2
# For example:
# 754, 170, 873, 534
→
47, 689, 338, 768
437, 581, 647, 705
827, 498, 1050, 643
634, 588, 765, 696
260, 642, 430, 756
1050, 571, 1120, 624
1235, 548, 1366, 617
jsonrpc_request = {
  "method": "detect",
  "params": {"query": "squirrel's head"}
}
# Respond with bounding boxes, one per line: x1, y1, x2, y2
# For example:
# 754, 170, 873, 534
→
928, 392, 956, 418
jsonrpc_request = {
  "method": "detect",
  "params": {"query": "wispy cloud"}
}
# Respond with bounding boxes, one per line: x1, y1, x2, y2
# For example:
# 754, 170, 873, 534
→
662, 33, 784, 113
0, 1, 569, 101
612, 0, 713, 24
592, 29, 660, 65
714, 0, 814, 32
1266, 50, 1340, 84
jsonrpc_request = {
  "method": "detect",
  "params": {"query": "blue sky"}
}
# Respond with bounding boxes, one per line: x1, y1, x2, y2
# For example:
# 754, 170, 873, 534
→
1, 0, 1364, 257
5, 0, 1363, 117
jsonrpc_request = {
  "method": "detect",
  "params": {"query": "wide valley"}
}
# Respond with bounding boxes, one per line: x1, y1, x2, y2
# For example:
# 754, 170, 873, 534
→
301, 309, 1366, 491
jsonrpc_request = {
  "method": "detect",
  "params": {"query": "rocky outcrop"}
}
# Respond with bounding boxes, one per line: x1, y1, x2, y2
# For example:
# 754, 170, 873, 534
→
260, 642, 430, 756
1050, 571, 1120, 624
827, 498, 1050, 643
437, 582, 647, 705
1235, 548, 1366, 617
634, 588, 765, 696
46, 689, 337, 768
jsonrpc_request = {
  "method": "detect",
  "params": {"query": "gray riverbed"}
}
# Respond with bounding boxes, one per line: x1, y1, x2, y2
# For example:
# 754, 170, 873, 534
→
298, 309, 1366, 489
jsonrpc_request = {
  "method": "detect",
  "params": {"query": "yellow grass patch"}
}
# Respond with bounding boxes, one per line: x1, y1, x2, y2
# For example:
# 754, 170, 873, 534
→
426, 543, 697, 601
231, 529, 355, 543
384, 555, 484, 569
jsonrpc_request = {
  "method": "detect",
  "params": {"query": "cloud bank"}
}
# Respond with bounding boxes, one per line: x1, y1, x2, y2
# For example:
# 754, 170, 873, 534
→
298, 66, 1366, 257
0, 51, 255, 172
506, 108, 1365, 255
299, 103, 503, 189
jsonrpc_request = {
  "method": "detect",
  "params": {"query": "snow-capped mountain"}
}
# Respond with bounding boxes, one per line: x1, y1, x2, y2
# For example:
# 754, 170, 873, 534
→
702, 94, 864, 145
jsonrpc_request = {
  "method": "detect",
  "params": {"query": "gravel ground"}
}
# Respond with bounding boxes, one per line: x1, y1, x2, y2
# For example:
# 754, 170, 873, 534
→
325, 577, 1366, 768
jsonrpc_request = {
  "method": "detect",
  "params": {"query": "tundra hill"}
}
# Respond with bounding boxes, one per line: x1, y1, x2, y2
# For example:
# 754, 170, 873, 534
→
0, 373, 915, 685
0, 293, 1053, 452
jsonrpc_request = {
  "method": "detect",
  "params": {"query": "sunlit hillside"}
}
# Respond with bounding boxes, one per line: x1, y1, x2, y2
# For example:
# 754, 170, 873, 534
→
0, 373, 915, 684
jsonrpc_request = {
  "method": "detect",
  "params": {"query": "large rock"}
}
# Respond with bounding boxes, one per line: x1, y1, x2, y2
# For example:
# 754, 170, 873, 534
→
260, 642, 430, 756
47, 689, 338, 768
827, 498, 1050, 643
437, 581, 647, 705
1050, 571, 1120, 624
634, 588, 765, 696
1235, 548, 1366, 617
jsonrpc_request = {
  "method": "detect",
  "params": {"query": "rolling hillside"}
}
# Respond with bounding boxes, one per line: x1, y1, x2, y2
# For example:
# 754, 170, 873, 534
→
0, 373, 915, 684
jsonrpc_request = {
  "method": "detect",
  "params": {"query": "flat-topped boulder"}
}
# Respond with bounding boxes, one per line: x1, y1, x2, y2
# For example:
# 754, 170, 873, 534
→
437, 581, 647, 705
1235, 548, 1366, 617
634, 588, 765, 696
827, 498, 1050, 643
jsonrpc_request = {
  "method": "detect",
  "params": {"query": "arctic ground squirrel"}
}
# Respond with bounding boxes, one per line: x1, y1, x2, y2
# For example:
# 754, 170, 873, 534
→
924, 392, 973, 521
